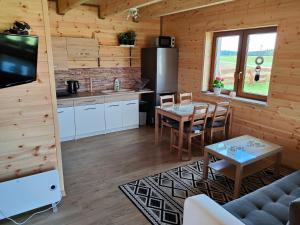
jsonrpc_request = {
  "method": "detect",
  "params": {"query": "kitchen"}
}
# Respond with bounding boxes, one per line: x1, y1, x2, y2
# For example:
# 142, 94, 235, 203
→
52, 11, 178, 141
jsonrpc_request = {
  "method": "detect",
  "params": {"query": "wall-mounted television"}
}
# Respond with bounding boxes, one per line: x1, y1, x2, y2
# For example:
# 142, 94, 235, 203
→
0, 33, 38, 89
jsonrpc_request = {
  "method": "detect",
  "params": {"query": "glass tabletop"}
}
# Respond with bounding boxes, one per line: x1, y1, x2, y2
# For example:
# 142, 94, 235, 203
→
205, 135, 282, 164
158, 102, 213, 116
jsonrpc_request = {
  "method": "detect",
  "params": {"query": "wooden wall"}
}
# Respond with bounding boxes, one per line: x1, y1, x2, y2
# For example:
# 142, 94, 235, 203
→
0, 0, 64, 191
162, 0, 300, 168
48, 1, 160, 68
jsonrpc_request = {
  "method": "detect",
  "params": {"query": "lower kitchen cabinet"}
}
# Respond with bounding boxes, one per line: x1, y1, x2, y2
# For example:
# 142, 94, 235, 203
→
57, 107, 75, 141
57, 95, 140, 142
122, 100, 139, 129
105, 101, 123, 133
75, 104, 105, 138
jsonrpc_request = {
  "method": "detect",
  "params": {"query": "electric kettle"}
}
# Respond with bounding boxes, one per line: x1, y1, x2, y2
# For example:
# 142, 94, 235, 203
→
66, 80, 80, 94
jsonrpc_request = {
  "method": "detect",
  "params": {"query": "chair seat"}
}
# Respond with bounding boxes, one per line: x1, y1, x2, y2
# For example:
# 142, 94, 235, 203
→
172, 122, 204, 134
162, 117, 178, 126
207, 119, 225, 128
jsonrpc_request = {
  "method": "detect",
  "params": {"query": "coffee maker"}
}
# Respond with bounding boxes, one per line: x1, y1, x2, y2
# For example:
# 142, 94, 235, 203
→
66, 80, 80, 94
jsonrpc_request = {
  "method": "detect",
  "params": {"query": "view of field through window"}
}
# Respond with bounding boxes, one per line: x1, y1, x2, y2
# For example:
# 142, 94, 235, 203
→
214, 32, 277, 96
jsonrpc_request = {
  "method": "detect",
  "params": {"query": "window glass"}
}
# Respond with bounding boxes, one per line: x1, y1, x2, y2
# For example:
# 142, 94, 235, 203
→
242, 33, 277, 96
214, 35, 239, 91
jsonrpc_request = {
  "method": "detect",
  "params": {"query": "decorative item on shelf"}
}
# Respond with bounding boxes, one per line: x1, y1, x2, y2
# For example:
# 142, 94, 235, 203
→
4, 21, 31, 35
118, 31, 137, 46
213, 76, 224, 95
127, 8, 140, 23
118, 32, 129, 45
127, 30, 137, 45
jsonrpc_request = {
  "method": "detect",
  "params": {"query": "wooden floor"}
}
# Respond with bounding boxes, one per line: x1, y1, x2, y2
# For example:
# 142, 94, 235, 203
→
1, 127, 203, 225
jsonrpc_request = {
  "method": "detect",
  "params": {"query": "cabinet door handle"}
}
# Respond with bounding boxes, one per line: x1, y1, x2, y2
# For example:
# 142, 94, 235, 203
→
84, 107, 97, 110
126, 103, 136, 105
58, 111, 64, 114
83, 100, 96, 103
109, 104, 119, 107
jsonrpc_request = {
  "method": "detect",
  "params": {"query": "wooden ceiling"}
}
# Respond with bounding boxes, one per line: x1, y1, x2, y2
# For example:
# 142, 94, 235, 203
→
57, 0, 234, 18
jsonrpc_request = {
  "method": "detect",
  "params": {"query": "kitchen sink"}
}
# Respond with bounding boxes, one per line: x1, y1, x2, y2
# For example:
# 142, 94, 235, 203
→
101, 89, 135, 94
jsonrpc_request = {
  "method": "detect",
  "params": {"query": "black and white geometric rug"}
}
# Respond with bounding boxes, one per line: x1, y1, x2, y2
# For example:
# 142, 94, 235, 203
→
119, 159, 292, 225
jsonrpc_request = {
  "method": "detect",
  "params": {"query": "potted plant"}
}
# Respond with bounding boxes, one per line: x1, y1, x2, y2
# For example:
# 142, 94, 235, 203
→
118, 32, 129, 45
126, 30, 136, 45
213, 76, 224, 95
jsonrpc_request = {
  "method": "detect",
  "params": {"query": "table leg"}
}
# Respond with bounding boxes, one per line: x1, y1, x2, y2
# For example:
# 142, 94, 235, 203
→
233, 165, 243, 199
203, 150, 209, 179
155, 109, 160, 144
178, 120, 184, 160
275, 152, 282, 178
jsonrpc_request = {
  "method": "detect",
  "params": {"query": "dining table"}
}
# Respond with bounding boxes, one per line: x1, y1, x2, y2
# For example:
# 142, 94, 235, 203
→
155, 101, 232, 160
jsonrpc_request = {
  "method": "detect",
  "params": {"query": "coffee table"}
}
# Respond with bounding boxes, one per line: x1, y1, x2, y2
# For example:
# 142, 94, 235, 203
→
203, 135, 282, 199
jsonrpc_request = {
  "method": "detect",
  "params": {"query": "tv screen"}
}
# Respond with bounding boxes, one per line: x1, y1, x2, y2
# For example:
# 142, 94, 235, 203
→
0, 33, 38, 89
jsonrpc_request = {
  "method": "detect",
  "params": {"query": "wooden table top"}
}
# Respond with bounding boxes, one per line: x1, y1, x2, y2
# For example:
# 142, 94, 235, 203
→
205, 135, 282, 165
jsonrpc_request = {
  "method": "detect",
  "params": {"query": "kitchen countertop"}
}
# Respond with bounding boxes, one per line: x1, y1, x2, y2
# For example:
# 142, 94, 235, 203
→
57, 89, 154, 100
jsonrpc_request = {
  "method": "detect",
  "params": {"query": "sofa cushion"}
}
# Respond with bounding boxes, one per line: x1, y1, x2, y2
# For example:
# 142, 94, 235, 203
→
289, 197, 300, 225
223, 170, 300, 225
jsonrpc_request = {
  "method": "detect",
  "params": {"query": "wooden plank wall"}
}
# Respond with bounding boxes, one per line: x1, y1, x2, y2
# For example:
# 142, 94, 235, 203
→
0, 0, 64, 191
48, 1, 160, 68
162, 0, 300, 168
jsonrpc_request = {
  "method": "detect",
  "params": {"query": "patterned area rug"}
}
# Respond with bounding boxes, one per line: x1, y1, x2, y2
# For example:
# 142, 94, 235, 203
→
119, 159, 292, 225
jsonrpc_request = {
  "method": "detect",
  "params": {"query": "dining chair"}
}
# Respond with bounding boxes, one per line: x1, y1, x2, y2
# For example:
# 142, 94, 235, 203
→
179, 92, 193, 104
207, 101, 231, 143
170, 104, 209, 160
160, 95, 176, 138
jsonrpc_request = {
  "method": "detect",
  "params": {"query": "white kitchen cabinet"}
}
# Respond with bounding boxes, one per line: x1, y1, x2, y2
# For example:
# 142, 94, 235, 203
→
105, 101, 123, 133
74, 104, 105, 138
122, 100, 139, 129
57, 107, 75, 141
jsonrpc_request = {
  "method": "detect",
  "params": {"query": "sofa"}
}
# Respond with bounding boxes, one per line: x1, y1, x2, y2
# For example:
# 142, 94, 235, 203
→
183, 170, 300, 225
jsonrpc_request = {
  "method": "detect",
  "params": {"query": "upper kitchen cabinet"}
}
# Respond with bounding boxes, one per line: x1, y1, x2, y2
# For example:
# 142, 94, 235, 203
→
52, 37, 68, 70
66, 37, 99, 68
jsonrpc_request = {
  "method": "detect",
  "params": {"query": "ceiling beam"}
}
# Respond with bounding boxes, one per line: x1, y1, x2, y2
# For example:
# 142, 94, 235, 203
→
139, 0, 235, 18
98, 0, 162, 18
57, 0, 90, 14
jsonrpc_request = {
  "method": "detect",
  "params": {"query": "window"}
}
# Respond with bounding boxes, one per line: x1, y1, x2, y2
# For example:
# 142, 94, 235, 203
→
210, 27, 277, 101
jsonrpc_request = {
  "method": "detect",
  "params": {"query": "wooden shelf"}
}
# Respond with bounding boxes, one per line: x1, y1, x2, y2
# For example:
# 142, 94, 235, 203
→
99, 45, 135, 48
99, 45, 137, 67
209, 158, 275, 180
101, 56, 139, 59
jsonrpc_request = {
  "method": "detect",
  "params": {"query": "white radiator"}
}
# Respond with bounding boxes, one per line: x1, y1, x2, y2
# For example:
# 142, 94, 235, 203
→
0, 170, 62, 220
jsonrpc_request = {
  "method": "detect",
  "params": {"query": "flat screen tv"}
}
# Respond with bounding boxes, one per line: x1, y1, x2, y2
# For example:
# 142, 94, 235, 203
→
0, 33, 38, 89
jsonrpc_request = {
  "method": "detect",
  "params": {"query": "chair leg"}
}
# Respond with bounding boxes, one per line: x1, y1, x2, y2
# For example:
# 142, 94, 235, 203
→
209, 130, 213, 144
188, 136, 192, 160
222, 128, 226, 140
170, 128, 174, 151
160, 124, 164, 138
201, 133, 205, 149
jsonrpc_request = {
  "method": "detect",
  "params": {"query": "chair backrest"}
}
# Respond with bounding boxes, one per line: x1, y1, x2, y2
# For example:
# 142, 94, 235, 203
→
160, 95, 175, 107
188, 104, 209, 133
211, 101, 231, 127
179, 92, 193, 104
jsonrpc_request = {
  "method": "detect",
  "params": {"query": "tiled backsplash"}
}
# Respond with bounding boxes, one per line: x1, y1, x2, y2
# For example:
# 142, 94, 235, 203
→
55, 67, 141, 92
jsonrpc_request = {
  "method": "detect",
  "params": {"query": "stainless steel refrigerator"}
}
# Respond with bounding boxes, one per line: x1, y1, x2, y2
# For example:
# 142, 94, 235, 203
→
141, 48, 178, 124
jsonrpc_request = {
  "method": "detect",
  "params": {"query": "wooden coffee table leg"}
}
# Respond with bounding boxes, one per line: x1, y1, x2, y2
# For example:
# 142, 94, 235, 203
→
203, 150, 209, 179
275, 152, 282, 178
233, 165, 243, 199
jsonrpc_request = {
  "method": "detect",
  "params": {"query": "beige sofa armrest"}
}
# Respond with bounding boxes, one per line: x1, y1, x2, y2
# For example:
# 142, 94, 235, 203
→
183, 194, 245, 225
